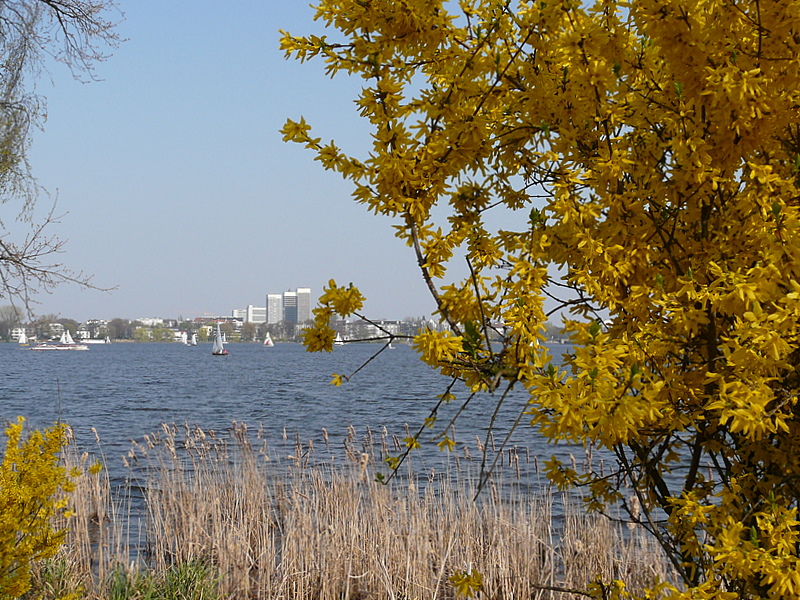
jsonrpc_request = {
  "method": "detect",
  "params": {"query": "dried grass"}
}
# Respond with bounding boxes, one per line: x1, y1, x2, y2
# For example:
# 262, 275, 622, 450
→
48, 422, 676, 600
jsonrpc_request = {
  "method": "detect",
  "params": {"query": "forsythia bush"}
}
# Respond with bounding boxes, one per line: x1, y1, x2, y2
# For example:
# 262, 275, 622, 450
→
284, 0, 800, 598
0, 417, 75, 599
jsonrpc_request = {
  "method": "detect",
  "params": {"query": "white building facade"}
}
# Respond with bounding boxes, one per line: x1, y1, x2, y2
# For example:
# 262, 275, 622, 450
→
246, 305, 267, 323
267, 293, 283, 324
296, 287, 312, 324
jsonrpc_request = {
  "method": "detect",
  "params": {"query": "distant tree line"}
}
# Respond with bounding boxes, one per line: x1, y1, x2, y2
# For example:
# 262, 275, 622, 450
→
0, 306, 568, 343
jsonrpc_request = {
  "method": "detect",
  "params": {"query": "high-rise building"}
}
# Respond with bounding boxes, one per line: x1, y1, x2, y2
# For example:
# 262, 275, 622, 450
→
267, 293, 283, 324
246, 305, 267, 324
283, 290, 298, 323
296, 287, 311, 324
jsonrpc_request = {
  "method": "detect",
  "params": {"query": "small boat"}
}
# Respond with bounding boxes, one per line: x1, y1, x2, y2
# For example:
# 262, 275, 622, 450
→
30, 343, 58, 351
263, 332, 274, 347
212, 323, 228, 356
334, 332, 345, 346
31, 329, 89, 351
190, 333, 197, 346
17, 329, 28, 346
181, 331, 189, 345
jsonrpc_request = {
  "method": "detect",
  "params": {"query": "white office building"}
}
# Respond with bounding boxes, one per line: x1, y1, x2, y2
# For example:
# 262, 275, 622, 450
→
246, 305, 267, 324
267, 293, 283, 324
297, 287, 312, 324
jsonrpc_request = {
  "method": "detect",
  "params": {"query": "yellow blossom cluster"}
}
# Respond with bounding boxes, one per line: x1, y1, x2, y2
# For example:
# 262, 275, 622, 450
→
301, 279, 365, 354
284, 0, 800, 597
0, 417, 76, 599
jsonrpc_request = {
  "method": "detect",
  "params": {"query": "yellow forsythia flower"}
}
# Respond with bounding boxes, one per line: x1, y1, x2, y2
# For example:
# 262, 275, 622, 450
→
0, 417, 75, 598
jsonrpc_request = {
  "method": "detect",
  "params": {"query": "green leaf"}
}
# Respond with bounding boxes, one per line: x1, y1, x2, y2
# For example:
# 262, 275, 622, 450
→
462, 320, 482, 357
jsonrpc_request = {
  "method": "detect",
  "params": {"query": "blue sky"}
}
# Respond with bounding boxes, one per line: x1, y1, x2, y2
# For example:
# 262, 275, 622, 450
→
22, 1, 437, 322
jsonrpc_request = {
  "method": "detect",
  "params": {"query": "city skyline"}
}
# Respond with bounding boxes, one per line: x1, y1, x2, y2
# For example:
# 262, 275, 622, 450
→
17, 1, 440, 323
233, 287, 312, 325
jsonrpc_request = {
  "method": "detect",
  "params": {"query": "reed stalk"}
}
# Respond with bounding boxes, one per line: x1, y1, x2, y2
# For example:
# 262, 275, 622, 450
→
31, 423, 676, 600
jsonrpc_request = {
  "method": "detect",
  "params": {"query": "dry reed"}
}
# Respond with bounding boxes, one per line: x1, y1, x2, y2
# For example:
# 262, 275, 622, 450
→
46, 422, 676, 600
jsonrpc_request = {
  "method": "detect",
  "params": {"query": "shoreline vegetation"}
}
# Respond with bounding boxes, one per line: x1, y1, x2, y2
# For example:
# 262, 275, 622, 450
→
26, 423, 676, 600
3, 314, 569, 346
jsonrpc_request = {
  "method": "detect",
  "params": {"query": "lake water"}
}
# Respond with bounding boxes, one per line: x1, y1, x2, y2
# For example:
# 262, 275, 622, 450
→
1, 341, 581, 488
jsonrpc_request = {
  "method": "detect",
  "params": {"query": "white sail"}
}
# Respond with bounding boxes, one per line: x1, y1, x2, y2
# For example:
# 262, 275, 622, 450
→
190, 334, 197, 346
181, 331, 188, 345
32, 327, 87, 350
18, 330, 27, 345
264, 332, 274, 347
334, 332, 345, 346
212, 323, 227, 355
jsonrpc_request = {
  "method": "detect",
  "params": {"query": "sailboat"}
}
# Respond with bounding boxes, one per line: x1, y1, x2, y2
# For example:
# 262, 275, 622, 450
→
212, 323, 228, 356
263, 332, 274, 347
334, 332, 345, 346
32, 328, 88, 351
17, 329, 28, 346
62, 330, 88, 350
190, 333, 197, 346
181, 331, 189, 345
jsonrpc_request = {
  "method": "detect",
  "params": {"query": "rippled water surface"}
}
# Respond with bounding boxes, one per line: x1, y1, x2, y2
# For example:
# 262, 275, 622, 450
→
2, 341, 577, 483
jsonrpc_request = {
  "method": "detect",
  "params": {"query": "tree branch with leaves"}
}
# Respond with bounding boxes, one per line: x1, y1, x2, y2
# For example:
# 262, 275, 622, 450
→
284, 0, 800, 598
